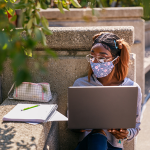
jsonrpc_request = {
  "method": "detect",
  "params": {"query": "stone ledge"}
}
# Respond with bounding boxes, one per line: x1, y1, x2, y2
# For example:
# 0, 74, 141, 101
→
0, 93, 57, 150
36, 7, 143, 20
35, 26, 134, 50
15, 8, 143, 20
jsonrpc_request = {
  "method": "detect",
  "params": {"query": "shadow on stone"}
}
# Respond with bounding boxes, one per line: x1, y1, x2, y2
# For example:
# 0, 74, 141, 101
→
0, 125, 37, 150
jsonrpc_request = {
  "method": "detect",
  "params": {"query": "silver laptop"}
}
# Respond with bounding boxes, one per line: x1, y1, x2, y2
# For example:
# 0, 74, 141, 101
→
68, 86, 138, 129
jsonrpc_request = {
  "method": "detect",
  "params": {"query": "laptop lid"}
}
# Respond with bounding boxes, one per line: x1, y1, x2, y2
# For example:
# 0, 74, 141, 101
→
68, 86, 138, 129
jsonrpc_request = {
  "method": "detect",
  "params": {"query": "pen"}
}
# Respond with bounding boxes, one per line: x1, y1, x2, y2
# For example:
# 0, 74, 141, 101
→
21, 105, 39, 111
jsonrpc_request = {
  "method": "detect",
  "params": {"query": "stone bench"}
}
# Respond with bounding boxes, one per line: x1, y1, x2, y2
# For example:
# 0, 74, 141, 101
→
1, 26, 137, 150
0, 93, 57, 150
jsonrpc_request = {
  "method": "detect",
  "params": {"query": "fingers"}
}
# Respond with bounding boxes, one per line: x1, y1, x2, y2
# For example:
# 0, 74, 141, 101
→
119, 128, 127, 132
107, 129, 129, 139
108, 129, 128, 133
107, 129, 119, 133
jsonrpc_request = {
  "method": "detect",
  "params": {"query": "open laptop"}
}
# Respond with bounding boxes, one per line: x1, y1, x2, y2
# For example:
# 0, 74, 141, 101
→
68, 86, 138, 129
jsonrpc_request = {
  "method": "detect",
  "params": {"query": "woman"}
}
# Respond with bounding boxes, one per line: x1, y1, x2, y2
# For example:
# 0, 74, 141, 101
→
73, 32, 142, 150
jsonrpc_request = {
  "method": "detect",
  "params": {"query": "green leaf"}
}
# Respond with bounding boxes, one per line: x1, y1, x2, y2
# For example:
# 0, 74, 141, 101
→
10, 0, 16, 3
41, 30, 47, 46
7, 7, 15, 16
58, 1, 65, 14
34, 27, 42, 41
36, 2, 41, 8
45, 49, 57, 58
64, 4, 70, 10
27, 18, 33, 29
33, 17, 37, 25
2, 43, 7, 50
26, 38, 36, 48
27, 29, 32, 36
62, 0, 70, 10
42, 27, 53, 35
41, 16, 49, 28
14, 3, 26, 9
10, 15, 17, 22
24, 49, 32, 57
70, 0, 81, 7
40, 1, 48, 9
35, 11, 41, 24
12, 53, 26, 69
15, 69, 31, 86
0, 50, 7, 72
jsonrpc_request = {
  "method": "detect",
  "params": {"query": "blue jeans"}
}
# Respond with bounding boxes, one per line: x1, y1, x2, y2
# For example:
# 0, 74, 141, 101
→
75, 132, 122, 150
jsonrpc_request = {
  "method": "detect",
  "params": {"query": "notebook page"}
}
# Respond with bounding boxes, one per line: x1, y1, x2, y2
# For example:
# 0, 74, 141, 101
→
3, 104, 57, 122
48, 110, 68, 121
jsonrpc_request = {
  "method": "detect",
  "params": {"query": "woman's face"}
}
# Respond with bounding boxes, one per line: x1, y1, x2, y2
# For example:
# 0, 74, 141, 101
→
90, 43, 113, 63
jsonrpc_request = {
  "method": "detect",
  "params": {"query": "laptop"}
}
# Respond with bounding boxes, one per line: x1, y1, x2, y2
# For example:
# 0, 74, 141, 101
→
68, 86, 138, 129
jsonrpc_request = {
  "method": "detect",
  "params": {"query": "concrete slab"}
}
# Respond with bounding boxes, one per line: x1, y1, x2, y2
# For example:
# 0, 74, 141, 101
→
16, 7, 143, 21
34, 26, 134, 50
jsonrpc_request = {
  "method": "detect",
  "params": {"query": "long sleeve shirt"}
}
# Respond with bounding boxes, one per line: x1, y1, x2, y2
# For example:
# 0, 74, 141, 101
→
73, 74, 142, 148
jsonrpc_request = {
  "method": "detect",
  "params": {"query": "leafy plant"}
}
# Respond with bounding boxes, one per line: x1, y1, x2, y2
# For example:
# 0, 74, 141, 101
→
80, 0, 150, 20
0, 0, 81, 86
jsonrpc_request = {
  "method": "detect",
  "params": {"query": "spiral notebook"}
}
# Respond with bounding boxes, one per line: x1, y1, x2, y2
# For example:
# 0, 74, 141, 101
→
3, 104, 68, 123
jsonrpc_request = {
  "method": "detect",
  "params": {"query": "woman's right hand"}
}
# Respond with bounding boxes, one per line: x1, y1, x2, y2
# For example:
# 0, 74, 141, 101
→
107, 129, 129, 139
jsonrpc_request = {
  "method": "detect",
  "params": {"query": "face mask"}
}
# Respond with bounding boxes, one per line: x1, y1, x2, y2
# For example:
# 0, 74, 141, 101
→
90, 56, 119, 78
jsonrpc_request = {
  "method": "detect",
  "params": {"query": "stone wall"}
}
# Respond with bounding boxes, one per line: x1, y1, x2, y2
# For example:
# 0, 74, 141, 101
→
1, 27, 136, 150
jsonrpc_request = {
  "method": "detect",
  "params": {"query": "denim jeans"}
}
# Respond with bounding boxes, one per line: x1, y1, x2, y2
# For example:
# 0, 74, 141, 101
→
75, 132, 122, 150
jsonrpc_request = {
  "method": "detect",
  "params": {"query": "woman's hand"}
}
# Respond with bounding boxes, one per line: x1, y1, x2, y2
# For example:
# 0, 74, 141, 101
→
107, 129, 129, 139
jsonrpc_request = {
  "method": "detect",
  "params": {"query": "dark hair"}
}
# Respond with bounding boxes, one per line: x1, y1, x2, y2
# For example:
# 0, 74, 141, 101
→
88, 32, 130, 82
92, 32, 122, 57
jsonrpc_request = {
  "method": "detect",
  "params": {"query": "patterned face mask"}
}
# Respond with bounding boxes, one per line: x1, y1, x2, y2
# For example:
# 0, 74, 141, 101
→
90, 56, 119, 78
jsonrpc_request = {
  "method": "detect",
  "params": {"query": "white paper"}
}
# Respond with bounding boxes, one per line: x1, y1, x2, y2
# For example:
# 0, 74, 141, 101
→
48, 110, 68, 121
3, 104, 57, 122
22, 111, 68, 125
3, 104, 68, 124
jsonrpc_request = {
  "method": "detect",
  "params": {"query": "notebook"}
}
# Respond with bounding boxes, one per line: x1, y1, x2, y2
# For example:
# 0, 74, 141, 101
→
68, 86, 138, 129
3, 104, 68, 123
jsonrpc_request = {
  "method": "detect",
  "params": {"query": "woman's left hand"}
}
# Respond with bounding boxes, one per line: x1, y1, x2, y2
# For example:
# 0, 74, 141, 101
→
107, 129, 129, 139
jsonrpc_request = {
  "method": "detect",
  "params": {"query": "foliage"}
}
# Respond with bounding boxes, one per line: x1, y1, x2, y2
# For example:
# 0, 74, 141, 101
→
0, 0, 81, 86
112, 0, 150, 20
80, 0, 150, 20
